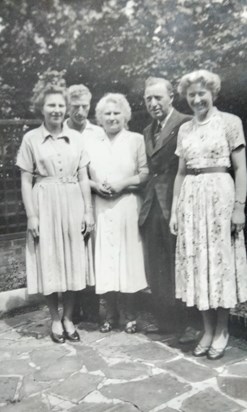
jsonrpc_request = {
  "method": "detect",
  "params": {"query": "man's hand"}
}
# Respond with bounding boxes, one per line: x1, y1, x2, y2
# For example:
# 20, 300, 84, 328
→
169, 212, 178, 235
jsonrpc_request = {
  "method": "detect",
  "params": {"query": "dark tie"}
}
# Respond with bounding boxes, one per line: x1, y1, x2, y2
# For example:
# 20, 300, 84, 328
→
153, 123, 162, 146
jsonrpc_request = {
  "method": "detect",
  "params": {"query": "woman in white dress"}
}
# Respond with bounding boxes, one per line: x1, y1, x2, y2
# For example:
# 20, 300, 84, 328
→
16, 74, 94, 343
170, 70, 247, 360
87, 93, 148, 333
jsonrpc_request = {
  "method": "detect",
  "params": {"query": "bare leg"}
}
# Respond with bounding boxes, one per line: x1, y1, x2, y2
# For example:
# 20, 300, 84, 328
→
45, 293, 63, 334
62, 291, 77, 334
198, 309, 215, 347
211, 308, 229, 349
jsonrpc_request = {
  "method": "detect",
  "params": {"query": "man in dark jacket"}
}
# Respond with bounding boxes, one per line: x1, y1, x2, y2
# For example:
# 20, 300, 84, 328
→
139, 77, 198, 340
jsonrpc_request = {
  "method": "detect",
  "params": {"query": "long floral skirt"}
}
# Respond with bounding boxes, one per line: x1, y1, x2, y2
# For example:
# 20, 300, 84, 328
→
175, 173, 247, 310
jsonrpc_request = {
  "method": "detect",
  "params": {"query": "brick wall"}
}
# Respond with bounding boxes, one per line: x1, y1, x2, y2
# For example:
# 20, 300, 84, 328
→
0, 233, 26, 292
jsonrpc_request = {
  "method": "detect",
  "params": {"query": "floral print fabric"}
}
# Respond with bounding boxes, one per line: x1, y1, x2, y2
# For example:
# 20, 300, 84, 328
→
175, 109, 247, 310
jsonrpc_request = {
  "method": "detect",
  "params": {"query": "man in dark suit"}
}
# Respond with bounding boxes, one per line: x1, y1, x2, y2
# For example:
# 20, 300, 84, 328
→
139, 77, 198, 340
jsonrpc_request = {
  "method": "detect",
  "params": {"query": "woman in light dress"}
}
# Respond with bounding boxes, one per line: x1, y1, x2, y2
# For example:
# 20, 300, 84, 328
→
170, 70, 247, 360
87, 93, 148, 333
16, 74, 94, 343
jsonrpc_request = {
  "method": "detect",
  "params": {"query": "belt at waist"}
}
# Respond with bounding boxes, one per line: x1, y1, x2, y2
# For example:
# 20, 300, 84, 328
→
35, 176, 78, 184
186, 167, 228, 176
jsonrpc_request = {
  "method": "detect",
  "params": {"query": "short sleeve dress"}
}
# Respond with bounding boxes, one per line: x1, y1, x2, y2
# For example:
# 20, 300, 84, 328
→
175, 108, 247, 310
87, 129, 148, 294
16, 124, 92, 295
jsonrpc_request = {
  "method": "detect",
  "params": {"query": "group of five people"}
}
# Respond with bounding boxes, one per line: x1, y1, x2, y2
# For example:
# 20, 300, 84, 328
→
16, 69, 247, 360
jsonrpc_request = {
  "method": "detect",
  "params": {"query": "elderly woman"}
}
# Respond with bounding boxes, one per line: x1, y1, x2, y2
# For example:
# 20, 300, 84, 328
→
87, 93, 148, 333
16, 74, 94, 343
170, 70, 247, 360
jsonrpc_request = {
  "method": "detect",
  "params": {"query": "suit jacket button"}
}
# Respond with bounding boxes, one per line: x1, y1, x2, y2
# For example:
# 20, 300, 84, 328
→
154, 173, 158, 177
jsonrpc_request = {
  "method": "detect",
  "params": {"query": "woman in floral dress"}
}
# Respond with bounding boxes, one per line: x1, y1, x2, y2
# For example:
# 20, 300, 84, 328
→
16, 73, 94, 343
170, 70, 247, 360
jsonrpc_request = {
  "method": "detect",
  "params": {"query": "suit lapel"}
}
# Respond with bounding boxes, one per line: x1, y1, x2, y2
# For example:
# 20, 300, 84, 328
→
144, 123, 156, 157
151, 110, 181, 156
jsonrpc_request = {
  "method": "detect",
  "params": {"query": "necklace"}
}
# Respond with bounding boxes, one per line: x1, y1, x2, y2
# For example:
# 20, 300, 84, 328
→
194, 107, 217, 126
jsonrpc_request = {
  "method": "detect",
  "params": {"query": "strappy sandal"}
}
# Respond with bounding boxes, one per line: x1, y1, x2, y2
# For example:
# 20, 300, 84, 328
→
100, 321, 113, 333
125, 320, 137, 334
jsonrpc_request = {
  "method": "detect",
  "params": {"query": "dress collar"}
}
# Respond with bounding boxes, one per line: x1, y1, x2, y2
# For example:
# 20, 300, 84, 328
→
41, 123, 70, 143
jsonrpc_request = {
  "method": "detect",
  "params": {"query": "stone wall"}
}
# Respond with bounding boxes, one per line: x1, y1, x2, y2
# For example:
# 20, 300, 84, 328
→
0, 233, 26, 292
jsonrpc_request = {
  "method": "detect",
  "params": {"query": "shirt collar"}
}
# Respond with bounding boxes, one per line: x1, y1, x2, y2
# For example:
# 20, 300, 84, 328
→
41, 123, 70, 144
64, 118, 92, 133
158, 108, 174, 129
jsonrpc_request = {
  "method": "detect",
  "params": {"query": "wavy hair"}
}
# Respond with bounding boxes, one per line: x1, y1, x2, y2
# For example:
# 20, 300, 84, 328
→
95, 93, 131, 127
31, 70, 68, 114
177, 70, 221, 100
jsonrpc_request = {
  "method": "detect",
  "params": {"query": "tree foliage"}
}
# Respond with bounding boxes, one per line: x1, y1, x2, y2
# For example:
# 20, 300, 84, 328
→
0, 0, 246, 117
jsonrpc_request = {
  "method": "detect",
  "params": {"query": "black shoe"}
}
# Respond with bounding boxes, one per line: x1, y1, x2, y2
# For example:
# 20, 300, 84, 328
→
192, 343, 210, 357
64, 329, 80, 342
62, 319, 80, 342
51, 331, 65, 344
207, 334, 229, 360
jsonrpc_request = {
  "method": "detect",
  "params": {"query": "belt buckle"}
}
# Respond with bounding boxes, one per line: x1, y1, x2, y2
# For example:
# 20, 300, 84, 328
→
60, 176, 67, 183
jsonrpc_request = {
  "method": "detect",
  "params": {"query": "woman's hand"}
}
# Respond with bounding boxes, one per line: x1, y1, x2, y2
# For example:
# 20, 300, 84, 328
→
231, 206, 245, 234
27, 216, 39, 239
107, 180, 126, 194
169, 212, 178, 236
94, 182, 112, 198
83, 211, 95, 237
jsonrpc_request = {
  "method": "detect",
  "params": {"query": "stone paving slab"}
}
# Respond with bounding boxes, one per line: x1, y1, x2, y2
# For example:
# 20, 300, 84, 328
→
74, 345, 109, 372
225, 361, 247, 377
1, 395, 51, 412
0, 376, 20, 404
34, 355, 84, 381
19, 374, 57, 399
50, 372, 104, 403
181, 387, 244, 412
0, 359, 33, 376
217, 376, 247, 402
100, 373, 191, 411
118, 341, 177, 363
0, 306, 247, 411
70, 402, 139, 412
102, 360, 151, 380
30, 345, 68, 367
163, 358, 217, 382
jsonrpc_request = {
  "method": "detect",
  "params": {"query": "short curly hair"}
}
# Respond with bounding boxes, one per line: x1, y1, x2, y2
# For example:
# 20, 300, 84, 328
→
95, 93, 131, 127
177, 70, 221, 99
67, 84, 92, 103
31, 70, 68, 114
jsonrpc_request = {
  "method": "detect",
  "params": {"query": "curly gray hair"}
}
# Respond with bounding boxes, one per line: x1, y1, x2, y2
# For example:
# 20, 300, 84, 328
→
95, 93, 131, 127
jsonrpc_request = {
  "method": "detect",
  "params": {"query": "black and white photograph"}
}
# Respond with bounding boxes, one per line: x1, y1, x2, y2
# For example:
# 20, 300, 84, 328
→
0, 1, 247, 410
